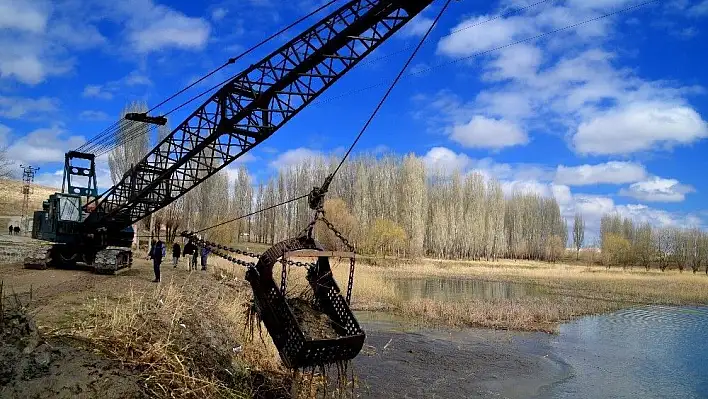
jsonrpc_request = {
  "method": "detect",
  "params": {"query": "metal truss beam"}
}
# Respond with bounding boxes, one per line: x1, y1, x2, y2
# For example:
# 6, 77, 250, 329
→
91, 0, 433, 230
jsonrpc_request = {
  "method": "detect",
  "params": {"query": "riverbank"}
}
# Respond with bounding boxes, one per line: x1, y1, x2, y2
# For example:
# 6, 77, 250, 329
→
222, 254, 708, 333
349, 257, 708, 332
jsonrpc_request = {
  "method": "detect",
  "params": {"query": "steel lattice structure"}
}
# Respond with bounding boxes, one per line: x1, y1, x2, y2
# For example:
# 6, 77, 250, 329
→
88, 0, 432, 231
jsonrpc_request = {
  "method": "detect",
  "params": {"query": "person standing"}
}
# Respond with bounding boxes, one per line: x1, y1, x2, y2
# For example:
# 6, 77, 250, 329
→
8, 225, 12, 235
172, 241, 181, 268
149, 239, 166, 282
200, 245, 210, 271
183, 240, 197, 271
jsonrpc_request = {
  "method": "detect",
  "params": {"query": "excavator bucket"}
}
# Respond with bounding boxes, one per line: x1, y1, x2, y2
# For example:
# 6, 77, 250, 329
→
244, 235, 365, 370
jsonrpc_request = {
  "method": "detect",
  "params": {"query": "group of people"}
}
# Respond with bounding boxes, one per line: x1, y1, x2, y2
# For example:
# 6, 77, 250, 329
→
148, 239, 210, 283
7, 225, 20, 235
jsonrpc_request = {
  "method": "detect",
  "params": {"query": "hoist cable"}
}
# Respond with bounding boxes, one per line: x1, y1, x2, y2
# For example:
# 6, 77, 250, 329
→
153, 0, 554, 120
330, 0, 452, 178
75, 0, 340, 154
192, 194, 310, 234
147, 0, 340, 115
190, 0, 453, 235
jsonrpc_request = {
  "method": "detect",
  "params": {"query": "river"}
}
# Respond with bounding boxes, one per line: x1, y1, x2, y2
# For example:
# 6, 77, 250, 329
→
348, 284, 708, 398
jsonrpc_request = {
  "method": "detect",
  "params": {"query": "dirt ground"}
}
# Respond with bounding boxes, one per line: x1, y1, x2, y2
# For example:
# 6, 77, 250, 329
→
0, 242, 256, 399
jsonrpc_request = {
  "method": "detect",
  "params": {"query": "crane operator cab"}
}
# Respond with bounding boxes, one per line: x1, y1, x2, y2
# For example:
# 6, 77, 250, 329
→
31, 193, 83, 242
24, 151, 134, 273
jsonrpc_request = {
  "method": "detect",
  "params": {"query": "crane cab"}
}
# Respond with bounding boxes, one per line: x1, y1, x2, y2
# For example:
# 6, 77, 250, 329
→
32, 193, 84, 243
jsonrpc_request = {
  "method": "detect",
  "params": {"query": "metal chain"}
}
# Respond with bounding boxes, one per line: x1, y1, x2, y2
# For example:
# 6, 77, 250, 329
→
280, 257, 288, 296
181, 231, 317, 269
311, 213, 357, 304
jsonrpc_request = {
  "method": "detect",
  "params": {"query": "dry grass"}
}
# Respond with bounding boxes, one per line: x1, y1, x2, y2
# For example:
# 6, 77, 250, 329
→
61, 270, 298, 398
228, 254, 708, 334
0, 178, 57, 217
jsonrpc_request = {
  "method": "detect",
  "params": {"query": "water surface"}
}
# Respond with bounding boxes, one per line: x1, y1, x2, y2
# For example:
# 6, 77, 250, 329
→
385, 276, 540, 301
353, 305, 708, 399
544, 305, 708, 399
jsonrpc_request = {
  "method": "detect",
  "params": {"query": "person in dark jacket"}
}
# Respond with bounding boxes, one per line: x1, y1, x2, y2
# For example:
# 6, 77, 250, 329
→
172, 242, 181, 268
8, 225, 12, 235
200, 246, 210, 271
183, 240, 198, 271
149, 239, 166, 282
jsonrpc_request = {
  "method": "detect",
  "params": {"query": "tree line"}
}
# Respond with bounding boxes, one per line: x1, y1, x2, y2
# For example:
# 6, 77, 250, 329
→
106, 104, 705, 270
212, 153, 568, 262
108, 121, 569, 261
599, 213, 708, 274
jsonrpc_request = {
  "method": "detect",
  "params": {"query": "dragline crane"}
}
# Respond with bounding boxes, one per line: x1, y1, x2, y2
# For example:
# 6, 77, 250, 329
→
25, 0, 436, 273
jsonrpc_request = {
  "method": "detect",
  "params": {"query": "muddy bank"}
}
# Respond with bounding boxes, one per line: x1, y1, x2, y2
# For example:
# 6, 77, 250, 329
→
351, 312, 570, 399
1, 302, 147, 399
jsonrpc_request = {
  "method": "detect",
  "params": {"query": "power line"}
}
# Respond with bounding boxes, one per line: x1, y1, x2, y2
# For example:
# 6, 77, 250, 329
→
312, 0, 661, 106
75, 0, 341, 155
88, 0, 564, 154
149, 0, 558, 123
330, 0, 452, 178
191, 0, 453, 235
146, 0, 340, 115
357, 0, 558, 68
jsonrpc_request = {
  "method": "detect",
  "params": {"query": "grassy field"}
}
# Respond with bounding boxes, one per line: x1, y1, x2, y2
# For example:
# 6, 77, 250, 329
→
212, 253, 708, 334
0, 178, 57, 218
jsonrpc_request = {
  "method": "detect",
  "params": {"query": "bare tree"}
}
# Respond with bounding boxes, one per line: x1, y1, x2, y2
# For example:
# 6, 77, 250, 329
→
670, 227, 689, 273
656, 227, 672, 272
232, 165, 253, 243
634, 222, 655, 271
107, 101, 150, 249
687, 228, 705, 274
0, 145, 13, 179
572, 213, 585, 260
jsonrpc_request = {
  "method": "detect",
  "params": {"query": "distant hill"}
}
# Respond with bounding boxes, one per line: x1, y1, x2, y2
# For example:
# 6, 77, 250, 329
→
0, 178, 59, 217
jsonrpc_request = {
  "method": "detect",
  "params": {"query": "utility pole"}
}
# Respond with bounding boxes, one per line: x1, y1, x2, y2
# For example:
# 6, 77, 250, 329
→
19, 165, 39, 236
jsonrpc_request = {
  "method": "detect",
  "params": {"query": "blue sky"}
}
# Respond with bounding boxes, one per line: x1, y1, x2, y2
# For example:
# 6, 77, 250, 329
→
0, 0, 707, 238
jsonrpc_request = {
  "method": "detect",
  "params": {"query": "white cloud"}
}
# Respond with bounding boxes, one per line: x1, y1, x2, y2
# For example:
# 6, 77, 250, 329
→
0, 0, 103, 85
0, 0, 209, 85
6, 126, 85, 164
0, 95, 59, 119
33, 170, 64, 189
421, 147, 471, 174
123, 71, 151, 86
125, 4, 211, 53
0, 0, 48, 33
400, 15, 434, 37
0, 124, 10, 145
430, 2, 708, 156
501, 179, 553, 197
211, 7, 227, 21
82, 85, 113, 100
270, 148, 325, 170
437, 15, 533, 56
420, 147, 553, 182
81, 71, 152, 101
619, 176, 695, 202
79, 110, 110, 121
689, 0, 708, 16
554, 161, 647, 186
573, 102, 708, 155
450, 116, 528, 150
